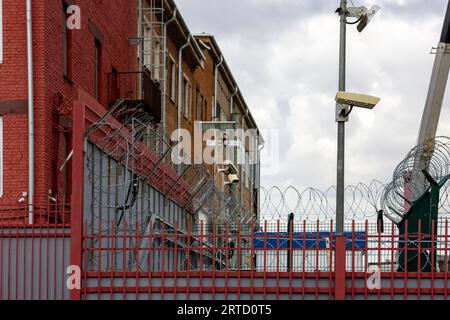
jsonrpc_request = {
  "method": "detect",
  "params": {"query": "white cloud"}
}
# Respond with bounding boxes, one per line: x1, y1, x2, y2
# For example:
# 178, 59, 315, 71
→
176, 0, 450, 191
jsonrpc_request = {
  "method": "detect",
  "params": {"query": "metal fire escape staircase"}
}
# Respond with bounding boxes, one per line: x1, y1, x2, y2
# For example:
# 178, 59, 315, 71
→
139, 0, 166, 129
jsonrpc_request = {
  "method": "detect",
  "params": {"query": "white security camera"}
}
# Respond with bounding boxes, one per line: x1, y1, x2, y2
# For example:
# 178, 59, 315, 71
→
224, 174, 239, 185
218, 160, 239, 176
345, 5, 380, 33
18, 192, 28, 204
335, 91, 381, 110
357, 5, 381, 33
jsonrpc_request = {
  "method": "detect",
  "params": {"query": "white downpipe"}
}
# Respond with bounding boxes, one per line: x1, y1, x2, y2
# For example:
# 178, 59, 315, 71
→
178, 34, 191, 135
213, 55, 223, 120
230, 86, 238, 116
26, 0, 34, 224
162, 8, 177, 138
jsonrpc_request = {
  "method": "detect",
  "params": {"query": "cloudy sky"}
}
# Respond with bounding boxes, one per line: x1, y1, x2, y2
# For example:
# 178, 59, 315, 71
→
176, 0, 450, 190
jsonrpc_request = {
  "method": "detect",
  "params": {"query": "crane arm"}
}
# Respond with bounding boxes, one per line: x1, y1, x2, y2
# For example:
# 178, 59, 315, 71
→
417, 0, 450, 146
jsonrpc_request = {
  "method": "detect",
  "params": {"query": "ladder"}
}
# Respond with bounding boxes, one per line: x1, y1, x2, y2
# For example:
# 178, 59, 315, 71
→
138, 0, 168, 154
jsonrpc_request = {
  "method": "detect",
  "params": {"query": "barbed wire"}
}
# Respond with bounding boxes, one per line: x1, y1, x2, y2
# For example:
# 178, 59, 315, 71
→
382, 136, 450, 224
260, 178, 450, 222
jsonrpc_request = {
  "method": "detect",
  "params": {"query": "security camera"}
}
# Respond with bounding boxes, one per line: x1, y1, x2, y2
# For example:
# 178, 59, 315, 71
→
357, 5, 380, 33
18, 192, 28, 204
224, 174, 239, 185
345, 5, 380, 33
335, 91, 381, 110
218, 160, 239, 176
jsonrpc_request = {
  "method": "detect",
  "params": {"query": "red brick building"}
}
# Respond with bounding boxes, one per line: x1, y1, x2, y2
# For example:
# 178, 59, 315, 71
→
0, 0, 137, 211
0, 0, 261, 226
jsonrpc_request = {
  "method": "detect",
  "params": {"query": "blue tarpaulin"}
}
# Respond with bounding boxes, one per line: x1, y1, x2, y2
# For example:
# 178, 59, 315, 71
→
253, 232, 366, 250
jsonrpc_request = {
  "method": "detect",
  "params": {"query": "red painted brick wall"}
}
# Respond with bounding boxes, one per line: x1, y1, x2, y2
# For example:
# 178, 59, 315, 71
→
0, 0, 137, 207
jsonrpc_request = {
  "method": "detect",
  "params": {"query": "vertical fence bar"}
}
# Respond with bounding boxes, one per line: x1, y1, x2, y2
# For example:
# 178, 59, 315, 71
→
161, 222, 166, 300
52, 205, 57, 300
0, 218, 3, 300
377, 219, 381, 300
351, 220, 355, 300
15, 219, 19, 300
315, 220, 319, 300
237, 221, 241, 301
431, 219, 435, 300
111, 222, 115, 300
329, 220, 334, 300
136, 220, 140, 300
301, 220, 306, 300
403, 219, 408, 300
289, 220, 293, 301
418, 220, 422, 300
45, 217, 49, 300
83, 219, 88, 300
173, 220, 178, 300
38, 221, 42, 300
250, 221, 255, 301
199, 220, 204, 300
70, 101, 84, 300
186, 221, 191, 300
276, 220, 280, 301
212, 222, 216, 301
147, 220, 152, 300
263, 221, 267, 300
445, 219, 448, 300
23, 220, 27, 300
97, 219, 102, 300
364, 220, 368, 301
225, 223, 229, 300
122, 220, 127, 300
7, 217, 11, 300
61, 201, 66, 300
390, 221, 395, 300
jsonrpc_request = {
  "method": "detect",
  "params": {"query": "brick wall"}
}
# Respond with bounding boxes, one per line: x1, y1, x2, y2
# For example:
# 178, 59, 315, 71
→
0, 0, 137, 207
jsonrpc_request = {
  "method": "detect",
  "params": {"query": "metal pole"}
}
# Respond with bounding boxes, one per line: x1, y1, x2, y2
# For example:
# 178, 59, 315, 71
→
335, 0, 347, 300
336, 0, 347, 234
26, 0, 35, 225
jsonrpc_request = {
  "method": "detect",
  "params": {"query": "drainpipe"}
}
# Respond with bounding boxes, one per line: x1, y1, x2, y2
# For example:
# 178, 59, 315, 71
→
230, 86, 238, 115
241, 105, 251, 216
178, 34, 191, 137
26, 0, 34, 225
256, 137, 264, 224
229, 86, 239, 215
213, 55, 224, 120
162, 8, 177, 140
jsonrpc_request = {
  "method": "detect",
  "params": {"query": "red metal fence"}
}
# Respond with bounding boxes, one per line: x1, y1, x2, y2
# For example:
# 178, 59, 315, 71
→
1, 205, 449, 300
79, 218, 450, 300
0, 203, 71, 300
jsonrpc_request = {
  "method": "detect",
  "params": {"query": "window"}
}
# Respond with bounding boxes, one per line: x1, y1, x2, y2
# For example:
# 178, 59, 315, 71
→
0, 0, 3, 64
0, 116, 3, 197
216, 103, 222, 120
245, 152, 250, 188
143, 26, 151, 67
195, 89, 203, 121
169, 58, 176, 102
183, 76, 191, 119
94, 39, 102, 101
62, 1, 73, 79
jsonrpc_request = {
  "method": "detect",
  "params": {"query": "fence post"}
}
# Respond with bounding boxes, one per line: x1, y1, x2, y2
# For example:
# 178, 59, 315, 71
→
70, 101, 85, 300
334, 234, 346, 300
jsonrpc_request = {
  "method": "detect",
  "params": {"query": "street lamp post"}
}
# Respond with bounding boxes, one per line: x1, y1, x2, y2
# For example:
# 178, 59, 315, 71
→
334, 0, 348, 301
334, 0, 381, 300
336, 0, 347, 236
